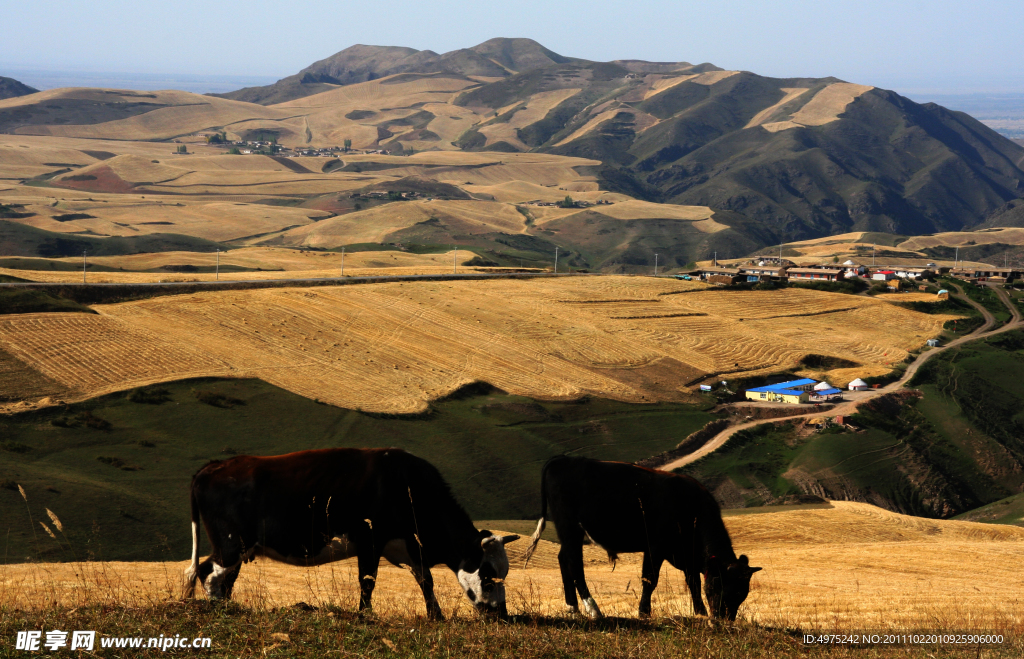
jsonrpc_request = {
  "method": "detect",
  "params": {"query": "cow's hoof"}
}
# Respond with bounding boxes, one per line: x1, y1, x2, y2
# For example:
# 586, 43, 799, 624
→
564, 604, 580, 616
582, 597, 603, 619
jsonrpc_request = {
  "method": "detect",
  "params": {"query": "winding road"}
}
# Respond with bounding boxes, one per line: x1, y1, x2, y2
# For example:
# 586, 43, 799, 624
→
658, 281, 1024, 472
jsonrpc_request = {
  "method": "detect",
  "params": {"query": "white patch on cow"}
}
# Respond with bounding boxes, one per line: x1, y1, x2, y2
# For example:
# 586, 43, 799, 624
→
565, 604, 580, 615
582, 597, 603, 619
205, 562, 232, 598
458, 533, 512, 609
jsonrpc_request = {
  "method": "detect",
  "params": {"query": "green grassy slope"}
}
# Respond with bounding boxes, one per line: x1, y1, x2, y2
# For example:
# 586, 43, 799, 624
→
0, 378, 714, 562
0, 220, 225, 258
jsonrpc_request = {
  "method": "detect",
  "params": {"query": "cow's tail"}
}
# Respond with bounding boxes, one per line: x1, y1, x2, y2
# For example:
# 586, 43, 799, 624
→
182, 480, 201, 599
523, 459, 553, 567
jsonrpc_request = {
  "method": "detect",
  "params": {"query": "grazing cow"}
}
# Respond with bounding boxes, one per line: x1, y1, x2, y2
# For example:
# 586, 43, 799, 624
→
183, 448, 518, 619
524, 456, 760, 620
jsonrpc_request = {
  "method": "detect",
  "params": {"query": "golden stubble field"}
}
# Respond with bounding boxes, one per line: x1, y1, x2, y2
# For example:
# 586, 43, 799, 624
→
0, 277, 954, 414
3, 502, 1021, 633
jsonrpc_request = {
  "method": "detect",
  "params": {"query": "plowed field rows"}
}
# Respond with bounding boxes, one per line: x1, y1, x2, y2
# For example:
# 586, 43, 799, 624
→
0, 278, 955, 413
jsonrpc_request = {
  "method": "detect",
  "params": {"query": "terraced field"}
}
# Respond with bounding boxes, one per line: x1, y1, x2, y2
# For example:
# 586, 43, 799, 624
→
0, 278, 955, 414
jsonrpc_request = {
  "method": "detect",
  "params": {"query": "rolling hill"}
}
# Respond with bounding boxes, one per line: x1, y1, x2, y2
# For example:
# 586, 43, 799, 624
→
2, 38, 1024, 263
0, 76, 38, 101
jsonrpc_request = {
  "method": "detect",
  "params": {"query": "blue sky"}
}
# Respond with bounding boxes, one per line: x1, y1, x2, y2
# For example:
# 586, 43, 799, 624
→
4, 0, 1022, 94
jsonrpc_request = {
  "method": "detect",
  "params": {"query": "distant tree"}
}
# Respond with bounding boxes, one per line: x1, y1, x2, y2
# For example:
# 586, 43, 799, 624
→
560, 195, 575, 208
176, 145, 187, 154
832, 256, 839, 263
227, 147, 241, 155
207, 132, 226, 144
344, 138, 352, 152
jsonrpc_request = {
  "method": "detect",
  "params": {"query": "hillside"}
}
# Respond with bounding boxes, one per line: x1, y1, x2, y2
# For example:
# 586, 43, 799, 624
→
213, 39, 583, 105
0, 76, 38, 100
2, 40, 1024, 260
680, 329, 1024, 520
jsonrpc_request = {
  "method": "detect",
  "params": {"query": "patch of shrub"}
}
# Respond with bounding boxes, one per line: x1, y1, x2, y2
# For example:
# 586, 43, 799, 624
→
77, 410, 111, 430
192, 389, 245, 408
127, 387, 171, 404
0, 442, 32, 453
0, 479, 18, 491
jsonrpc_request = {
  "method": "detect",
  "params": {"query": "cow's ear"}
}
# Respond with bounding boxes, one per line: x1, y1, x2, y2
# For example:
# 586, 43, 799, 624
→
500, 534, 520, 545
478, 529, 492, 539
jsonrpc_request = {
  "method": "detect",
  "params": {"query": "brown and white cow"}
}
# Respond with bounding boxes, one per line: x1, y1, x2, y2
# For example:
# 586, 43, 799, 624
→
524, 455, 761, 620
183, 448, 518, 619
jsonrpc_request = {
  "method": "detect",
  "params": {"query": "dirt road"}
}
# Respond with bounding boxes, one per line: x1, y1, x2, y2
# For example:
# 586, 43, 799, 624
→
659, 283, 1024, 471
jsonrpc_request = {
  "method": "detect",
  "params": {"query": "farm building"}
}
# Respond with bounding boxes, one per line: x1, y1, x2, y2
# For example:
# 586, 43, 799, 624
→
848, 378, 869, 391
926, 339, 941, 347
788, 268, 842, 282
950, 268, 1020, 282
872, 270, 897, 281
745, 378, 819, 404
741, 265, 787, 282
936, 289, 949, 300
893, 267, 932, 279
809, 381, 844, 402
697, 266, 743, 285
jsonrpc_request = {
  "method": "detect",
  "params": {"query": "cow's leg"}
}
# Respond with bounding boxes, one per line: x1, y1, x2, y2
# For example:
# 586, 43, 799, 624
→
557, 543, 580, 614
638, 552, 664, 618
356, 547, 380, 614
559, 541, 602, 618
410, 563, 444, 621
685, 568, 708, 617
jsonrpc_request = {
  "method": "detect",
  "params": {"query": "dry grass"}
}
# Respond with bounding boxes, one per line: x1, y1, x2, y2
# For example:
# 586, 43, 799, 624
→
3, 502, 1020, 635
0, 278, 952, 413
899, 228, 1024, 251
763, 83, 874, 132
479, 89, 582, 150
745, 88, 811, 129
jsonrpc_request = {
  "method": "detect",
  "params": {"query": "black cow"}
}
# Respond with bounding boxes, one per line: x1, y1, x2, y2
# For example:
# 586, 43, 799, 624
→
524, 455, 761, 620
183, 448, 518, 619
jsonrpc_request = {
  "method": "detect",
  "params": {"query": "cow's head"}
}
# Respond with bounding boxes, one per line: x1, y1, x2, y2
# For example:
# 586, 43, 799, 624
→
457, 530, 519, 617
703, 554, 762, 620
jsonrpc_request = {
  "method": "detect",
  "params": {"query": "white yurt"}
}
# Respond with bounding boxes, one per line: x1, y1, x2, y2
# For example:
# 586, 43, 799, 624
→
848, 378, 869, 391
814, 381, 833, 391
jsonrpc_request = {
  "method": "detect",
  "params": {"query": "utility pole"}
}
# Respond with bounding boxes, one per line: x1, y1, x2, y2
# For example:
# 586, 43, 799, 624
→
872, 244, 876, 267
554, 246, 559, 274
954, 246, 958, 269
714, 251, 717, 266
453, 245, 457, 274
82, 250, 87, 284
215, 249, 220, 281
340, 246, 345, 276
654, 253, 659, 276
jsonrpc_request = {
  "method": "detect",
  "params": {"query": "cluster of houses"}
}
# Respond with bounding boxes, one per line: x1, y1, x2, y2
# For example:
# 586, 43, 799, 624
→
525, 199, 612, 208
691, 257, 941, 287
691, 256, 1022, 287
744, 377, 873, 405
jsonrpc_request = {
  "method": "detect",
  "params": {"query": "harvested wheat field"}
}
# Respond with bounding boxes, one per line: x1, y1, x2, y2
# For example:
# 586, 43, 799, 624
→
0, 277, 955, 414
3, 502, 1020, 633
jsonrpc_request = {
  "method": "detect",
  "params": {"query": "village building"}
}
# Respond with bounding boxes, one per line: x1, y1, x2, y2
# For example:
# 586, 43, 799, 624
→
809, 381, 844, 402
936, 289, 950, 300
848, 378, 869, 391
950, 268, 1020, 282
787, 267, 842, 282
893, 267, 933, 279
740, 265, 787, 282
872, 270, 897, 281
696, 266, 743, 285
751, 256, 795, 267
744, 378, 819, 404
